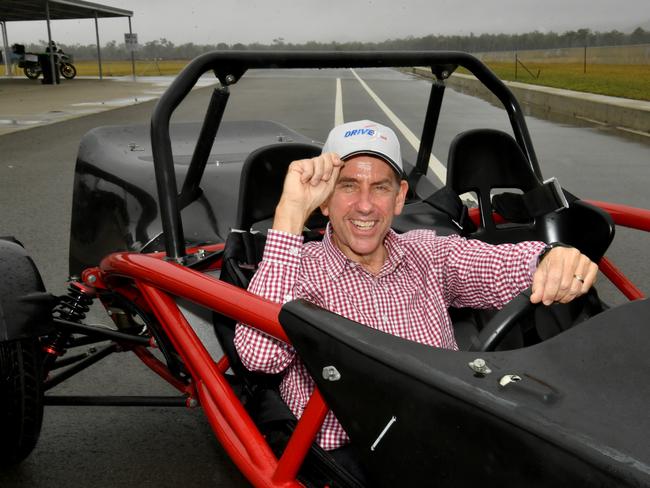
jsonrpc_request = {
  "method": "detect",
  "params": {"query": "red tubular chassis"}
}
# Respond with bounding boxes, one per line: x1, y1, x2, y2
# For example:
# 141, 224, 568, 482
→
66, 201, 646, 488
2, 51, 649, 488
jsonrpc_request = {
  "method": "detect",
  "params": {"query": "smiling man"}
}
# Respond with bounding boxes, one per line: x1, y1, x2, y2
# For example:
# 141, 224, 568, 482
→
234, 120, 598, 453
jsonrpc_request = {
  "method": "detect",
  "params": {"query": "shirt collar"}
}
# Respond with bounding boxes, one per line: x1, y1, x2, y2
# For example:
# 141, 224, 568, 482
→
321, 223, 406, 280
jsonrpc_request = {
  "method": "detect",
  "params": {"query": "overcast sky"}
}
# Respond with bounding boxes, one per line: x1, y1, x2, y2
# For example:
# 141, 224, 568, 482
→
4, 0, 650, 46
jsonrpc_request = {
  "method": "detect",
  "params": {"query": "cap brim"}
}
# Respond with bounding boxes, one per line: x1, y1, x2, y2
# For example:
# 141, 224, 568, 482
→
340, 150, 406, 180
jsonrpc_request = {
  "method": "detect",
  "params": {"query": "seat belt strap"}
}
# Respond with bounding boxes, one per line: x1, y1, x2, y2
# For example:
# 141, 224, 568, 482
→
492, 177, 573, 223
423, 186, 477, 235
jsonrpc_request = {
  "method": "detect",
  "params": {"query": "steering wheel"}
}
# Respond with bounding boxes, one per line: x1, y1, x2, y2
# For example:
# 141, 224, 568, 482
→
469, 288, 538, 352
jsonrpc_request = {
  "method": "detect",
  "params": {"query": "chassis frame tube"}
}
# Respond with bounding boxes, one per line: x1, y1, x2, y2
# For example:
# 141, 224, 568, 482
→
130, 278, 325, 487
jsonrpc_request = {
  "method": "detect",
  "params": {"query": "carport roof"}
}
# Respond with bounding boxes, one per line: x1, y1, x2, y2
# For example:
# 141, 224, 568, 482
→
0, 0, 132, 22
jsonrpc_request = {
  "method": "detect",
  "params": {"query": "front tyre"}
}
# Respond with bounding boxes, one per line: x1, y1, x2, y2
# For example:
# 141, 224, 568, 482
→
23, 66, 40, 80
59, 63, 76, 79
0, 338, 44, 466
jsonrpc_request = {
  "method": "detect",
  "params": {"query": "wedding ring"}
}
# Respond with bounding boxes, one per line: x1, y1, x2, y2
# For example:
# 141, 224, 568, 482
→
574, 274, 585, 283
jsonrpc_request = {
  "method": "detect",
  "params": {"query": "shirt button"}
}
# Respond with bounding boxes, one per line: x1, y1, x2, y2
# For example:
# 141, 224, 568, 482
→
283, 293, 292, 302
288, 247, 300, 257
382, 314, 388, 324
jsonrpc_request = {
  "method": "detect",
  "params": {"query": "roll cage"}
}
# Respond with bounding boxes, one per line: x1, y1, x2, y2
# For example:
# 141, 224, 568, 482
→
150, 51, 542, 262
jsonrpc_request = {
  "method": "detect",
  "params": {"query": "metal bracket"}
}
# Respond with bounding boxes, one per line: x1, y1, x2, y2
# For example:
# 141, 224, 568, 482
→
543, 176, 570, 211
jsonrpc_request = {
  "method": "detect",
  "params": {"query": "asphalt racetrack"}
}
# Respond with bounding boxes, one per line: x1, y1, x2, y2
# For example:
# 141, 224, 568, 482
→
0, 68, 649, 487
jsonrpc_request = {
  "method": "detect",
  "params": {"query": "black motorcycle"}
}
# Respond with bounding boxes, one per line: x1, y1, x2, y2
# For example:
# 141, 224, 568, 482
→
11, 43, 77, 80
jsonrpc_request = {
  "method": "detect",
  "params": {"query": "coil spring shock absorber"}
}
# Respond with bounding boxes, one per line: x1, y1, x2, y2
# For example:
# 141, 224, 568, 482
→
44, 281, 95, 367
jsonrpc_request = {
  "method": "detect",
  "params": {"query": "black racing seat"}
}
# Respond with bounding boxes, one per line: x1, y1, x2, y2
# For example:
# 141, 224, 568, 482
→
236, 142, 327, 232
218, 141, 327, 392
445, 129, 615, 349
446, 129, 614, 262
216, 141, 325, 394
212, 141, 366, 487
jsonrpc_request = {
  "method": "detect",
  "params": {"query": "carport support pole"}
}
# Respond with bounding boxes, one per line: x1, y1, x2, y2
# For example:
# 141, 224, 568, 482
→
94, 11, 103, 80
45, 0, 58, 84
1, 21, 11, 76
128, 17, 135, 81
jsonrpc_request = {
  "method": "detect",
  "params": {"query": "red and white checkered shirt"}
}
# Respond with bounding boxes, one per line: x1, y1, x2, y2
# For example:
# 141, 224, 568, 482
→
234, 226, 545, 450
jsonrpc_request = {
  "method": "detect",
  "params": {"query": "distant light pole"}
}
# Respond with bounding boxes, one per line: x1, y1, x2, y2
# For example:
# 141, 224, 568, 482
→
128, 17, 136, 81
1, 21, 11, 76
45, 0, 58, 84
94, 10, 103, 80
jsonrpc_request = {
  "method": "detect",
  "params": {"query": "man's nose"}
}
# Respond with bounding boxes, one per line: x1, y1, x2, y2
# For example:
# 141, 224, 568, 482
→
354, 188, 373, 213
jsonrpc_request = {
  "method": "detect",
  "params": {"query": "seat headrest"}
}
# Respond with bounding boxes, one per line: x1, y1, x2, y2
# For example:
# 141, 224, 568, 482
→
237, 142, 322, 230
447, 129, 539, 194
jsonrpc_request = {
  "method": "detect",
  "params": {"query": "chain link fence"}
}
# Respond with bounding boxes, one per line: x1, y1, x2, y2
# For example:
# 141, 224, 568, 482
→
474, 43, 650, 65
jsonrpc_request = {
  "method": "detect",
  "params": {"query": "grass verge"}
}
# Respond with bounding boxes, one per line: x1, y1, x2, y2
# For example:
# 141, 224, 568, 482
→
74, 59, 190, 77
467, 62, 650, 101
76, 58, 650, 102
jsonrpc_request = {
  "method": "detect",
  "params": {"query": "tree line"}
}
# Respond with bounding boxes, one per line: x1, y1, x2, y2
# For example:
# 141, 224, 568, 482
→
21, 26, 650, 61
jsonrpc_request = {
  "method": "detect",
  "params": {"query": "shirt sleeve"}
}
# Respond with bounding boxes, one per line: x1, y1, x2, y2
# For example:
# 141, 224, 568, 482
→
234, 230, 305, 374
438, 235, 546, 309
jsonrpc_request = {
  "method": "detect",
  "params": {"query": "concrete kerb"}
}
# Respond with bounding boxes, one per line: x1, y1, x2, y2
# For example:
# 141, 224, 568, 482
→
410, 67, 650, 135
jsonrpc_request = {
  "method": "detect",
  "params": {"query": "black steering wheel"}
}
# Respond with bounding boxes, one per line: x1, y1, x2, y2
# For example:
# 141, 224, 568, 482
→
469, 288, 538, 352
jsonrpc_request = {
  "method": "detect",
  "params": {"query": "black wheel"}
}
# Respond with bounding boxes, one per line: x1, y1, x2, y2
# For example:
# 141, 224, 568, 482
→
23, 66, 40, 80
59, 63, 76, 79
0, 338, 44, 466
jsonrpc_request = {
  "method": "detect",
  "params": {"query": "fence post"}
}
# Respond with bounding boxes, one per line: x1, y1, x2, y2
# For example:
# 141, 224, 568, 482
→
583, 45, 587, 74
515, 51, 518, 80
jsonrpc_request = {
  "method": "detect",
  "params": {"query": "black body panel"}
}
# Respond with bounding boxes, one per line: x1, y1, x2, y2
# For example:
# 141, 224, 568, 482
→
0, 237, 54, 341
280, 299, 650, 487
69, 120, 315, 275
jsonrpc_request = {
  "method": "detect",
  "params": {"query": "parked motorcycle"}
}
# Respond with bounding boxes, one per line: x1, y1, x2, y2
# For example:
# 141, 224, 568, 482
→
11, 43, 77, 80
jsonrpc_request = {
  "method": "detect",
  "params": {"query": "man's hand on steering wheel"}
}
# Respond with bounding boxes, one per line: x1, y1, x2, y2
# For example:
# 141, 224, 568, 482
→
530, 245, 598, 306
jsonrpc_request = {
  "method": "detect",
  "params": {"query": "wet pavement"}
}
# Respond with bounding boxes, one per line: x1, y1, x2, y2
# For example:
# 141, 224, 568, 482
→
0, 75, 217, 136
0, 68, 648, 488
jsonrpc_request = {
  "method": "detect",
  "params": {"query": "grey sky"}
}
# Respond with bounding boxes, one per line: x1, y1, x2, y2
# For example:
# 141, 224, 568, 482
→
4, 0, 650, 46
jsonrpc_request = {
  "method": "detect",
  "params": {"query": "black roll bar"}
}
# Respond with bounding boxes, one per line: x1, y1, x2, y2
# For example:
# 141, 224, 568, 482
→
410, 78, 446, 191
151, 51, 540, 262
178, 85, 230, 210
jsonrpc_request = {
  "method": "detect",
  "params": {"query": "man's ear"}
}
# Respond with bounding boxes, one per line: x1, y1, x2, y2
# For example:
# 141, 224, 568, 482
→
394, 180, 409, 215
320, 200, 330, 217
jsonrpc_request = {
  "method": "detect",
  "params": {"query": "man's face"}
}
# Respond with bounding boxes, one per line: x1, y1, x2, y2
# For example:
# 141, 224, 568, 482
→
320, 155, 408, 268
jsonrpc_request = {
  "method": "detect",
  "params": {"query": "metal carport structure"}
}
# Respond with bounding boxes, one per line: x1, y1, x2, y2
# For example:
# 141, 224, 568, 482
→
0, 0, 133, 82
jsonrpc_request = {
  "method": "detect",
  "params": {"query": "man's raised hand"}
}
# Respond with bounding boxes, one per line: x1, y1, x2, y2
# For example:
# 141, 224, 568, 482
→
273, 153, 343, 235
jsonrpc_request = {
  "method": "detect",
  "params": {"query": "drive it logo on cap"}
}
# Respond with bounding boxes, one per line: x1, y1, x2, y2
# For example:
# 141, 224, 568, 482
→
343, 124, 387, 141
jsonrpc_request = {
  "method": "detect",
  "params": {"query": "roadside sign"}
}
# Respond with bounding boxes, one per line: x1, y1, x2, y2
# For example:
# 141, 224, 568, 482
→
124, 33, 139, 52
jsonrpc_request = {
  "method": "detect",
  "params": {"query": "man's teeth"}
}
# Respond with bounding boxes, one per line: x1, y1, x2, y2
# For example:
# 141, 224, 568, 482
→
351, 220, 375, 229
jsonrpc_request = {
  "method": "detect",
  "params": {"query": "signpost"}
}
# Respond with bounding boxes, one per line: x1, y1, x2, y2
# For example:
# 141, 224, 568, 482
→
125, 32, 138, 80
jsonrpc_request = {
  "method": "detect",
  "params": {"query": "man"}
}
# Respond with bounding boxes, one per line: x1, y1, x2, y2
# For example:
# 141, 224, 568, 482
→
234, 120, 598, 451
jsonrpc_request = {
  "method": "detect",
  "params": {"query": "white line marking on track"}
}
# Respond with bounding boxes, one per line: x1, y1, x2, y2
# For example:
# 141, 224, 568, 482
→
350, 68, 447, 185
616, 126, 650, 138
335, 78, 344, 126
575, 115, 607, 126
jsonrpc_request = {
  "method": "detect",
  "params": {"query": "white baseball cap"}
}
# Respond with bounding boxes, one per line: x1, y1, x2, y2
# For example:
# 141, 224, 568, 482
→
321, 120, 405, 179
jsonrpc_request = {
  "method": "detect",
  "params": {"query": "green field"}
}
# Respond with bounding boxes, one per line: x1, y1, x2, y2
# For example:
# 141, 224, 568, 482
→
75, 59, 190, 77
76, 58, 650, 102
467, 62, 650, 101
